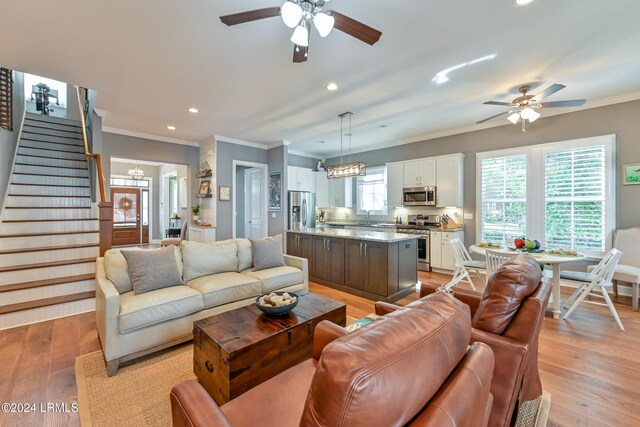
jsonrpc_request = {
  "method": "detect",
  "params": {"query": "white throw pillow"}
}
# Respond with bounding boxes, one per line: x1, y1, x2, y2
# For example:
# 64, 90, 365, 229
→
181, 240, 238, 282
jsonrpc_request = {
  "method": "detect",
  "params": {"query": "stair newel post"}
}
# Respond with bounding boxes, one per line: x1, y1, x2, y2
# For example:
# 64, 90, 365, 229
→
98, 202, 113, 256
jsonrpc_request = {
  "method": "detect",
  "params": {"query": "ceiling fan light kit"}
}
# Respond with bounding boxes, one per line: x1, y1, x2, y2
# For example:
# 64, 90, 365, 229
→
326, 112, 367, 179
478, 84, 586, 132
220, 1, 381, 63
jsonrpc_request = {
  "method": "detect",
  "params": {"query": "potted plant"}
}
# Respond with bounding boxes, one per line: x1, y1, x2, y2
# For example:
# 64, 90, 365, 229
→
191, 205, 201, 224
170, 212, 182, 228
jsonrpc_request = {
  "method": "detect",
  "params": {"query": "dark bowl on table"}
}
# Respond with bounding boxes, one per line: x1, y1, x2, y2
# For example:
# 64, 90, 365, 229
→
255, 292, 299, 317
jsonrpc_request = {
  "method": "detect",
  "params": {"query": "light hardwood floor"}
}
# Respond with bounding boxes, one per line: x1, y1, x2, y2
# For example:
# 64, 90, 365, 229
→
1, 271, 639, 427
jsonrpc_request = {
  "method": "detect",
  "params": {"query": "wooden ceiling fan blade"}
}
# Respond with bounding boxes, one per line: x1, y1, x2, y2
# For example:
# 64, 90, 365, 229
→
293, 45, 308, 63
328, 11, 382, 45
476, 111, 510, 124
483, 101, 513, 106
540, 99, 586, 108
532, 84, 566, 102
220, 7, 281, 26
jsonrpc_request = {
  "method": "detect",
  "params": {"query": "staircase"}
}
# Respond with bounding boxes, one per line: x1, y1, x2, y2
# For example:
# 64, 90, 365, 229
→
0, 112, 100, 329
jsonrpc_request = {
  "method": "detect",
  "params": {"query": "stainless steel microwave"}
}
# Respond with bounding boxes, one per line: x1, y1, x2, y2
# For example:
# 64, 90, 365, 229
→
403, 186, 436, 206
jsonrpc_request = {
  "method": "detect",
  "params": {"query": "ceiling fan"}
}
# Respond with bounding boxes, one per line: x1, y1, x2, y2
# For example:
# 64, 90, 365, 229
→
219, 1, 382, 63
477, 84, 586, 132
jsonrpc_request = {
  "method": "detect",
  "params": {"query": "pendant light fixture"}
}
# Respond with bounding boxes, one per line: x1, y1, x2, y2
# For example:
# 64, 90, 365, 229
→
128, 164, 145, 181
326, 112, 366, 179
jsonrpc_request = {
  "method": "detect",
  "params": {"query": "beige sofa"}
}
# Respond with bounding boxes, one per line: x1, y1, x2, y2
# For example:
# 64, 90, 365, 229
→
95, 238, 308, 376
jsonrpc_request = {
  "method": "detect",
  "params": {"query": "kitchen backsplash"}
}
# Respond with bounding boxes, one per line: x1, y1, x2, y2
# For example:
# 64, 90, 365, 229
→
318, 206, 465, 225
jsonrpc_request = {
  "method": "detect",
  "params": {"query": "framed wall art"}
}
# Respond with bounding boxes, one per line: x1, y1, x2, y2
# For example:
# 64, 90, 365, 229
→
268, 170, 282, 211
623, 163, 640, 185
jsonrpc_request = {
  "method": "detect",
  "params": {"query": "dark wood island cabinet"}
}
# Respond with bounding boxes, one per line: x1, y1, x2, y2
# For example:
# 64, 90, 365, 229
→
286, 230, 418, 302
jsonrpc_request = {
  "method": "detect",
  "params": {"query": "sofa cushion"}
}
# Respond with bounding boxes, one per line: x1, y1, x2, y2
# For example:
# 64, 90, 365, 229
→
250, 234, 285, 271
181, 240, 238, 282
104, 246, 183, 294
236, 238, 253, 272
122, 247, 185, 295
118, 286, 203, 333
187, 272, 261, 309
472, 254, 541, 335
243, 266, 304, 292
300, 292, 471, 427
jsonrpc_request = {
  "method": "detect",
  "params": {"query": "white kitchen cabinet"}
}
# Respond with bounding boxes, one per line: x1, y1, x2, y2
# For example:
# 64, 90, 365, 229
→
430, 229, 464, 271
188, 225, 216, 243
328, 177, 353, 208
403, 159, 436, 188
288, 166, 314, 192
386, 162, 404, 208
314, 171, 329, 207
436, 154, 464, 207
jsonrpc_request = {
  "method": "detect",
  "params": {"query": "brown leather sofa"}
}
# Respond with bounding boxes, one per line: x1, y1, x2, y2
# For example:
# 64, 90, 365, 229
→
171, 292, 495, 427
378, 255, 551, 427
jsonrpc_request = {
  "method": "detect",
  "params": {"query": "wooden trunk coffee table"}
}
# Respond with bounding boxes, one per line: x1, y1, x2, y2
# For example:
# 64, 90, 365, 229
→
193, 290, 346, 405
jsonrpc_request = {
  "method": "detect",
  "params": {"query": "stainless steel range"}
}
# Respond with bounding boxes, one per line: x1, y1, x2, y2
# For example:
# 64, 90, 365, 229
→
397, 214, 440, 272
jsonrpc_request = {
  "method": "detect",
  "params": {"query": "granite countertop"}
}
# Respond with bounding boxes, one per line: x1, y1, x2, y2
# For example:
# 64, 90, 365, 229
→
287, 228, 417, 243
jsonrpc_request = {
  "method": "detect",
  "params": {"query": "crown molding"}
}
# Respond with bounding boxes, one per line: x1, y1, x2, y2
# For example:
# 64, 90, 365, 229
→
111, 157, 164, 166
288, 149, 321, 159
102, 126, 200, 147
322, 90, 640, 157
215, 134, 268, 150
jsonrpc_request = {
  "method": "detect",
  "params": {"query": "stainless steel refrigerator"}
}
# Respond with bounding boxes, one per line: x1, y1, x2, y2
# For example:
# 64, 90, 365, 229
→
288, 191, 316, 230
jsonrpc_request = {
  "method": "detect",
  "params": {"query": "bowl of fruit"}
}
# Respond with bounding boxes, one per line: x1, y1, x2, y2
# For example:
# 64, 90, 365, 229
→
255, 292, 299, 317
513, 237, 543, 253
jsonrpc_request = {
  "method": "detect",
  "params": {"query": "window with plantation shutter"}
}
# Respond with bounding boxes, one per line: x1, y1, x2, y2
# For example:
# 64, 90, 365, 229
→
477, 135, 615, 256
544, 145, 607, 252
479, 154, 527, 246
0, 68, 13, 132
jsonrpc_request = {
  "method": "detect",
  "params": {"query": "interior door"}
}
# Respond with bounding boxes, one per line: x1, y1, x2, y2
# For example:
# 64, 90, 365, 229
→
245, 168, 264, 239
112, 188, 141, 246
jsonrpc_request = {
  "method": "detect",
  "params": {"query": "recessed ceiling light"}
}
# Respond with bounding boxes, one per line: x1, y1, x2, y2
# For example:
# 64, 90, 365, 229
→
167, 125, 176, 130
317, 140, 325, 144
379, 124, 387, 128
326, 83, 338, 91
515, 0, 535, 6
188, 107, 199, 113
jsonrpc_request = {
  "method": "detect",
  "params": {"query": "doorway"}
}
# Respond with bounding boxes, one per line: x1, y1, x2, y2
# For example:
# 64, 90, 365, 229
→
232, 161, 268, 239
111, 187, 149, 246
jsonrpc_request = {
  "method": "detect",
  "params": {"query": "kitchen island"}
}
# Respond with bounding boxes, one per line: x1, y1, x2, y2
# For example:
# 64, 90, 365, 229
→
286, 229, 418, 302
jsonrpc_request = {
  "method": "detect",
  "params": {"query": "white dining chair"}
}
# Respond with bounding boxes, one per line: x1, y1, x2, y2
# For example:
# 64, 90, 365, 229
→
561, 248, 624, 331
587, 228, 640, 311
485, 249, 520, 281
448, 238, 486, 291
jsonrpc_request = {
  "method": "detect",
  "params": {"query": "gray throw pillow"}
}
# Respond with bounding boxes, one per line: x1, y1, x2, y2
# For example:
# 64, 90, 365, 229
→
121, 247, 185, 295
250, 234, 286, 272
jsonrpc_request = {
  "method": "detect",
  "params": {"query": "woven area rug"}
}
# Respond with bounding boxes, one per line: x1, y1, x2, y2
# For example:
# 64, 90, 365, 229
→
75, 344, 195, 427
515, 391, 552, 427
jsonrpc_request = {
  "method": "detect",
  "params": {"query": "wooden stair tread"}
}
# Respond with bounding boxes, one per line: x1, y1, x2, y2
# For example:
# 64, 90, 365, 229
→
4, 206, 91, 209
0, 243, 99, 255
13, 172, 89, 179
0, 291, 95, 315
0, 257, 96, 273
0, 274, 95, 293
8, 194, 91, 199
16, 153, 88, 162
21, 131, 83, 141
22, 123, 83, 135
0, 230, 98, 238
25, 118, 82, 129
2, 218, 98, 223
19, 145, 85, 155
11, 182, 90, 188
14, 162, 89, 171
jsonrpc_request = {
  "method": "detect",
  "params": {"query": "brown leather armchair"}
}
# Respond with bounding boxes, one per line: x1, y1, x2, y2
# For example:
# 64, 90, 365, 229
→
378, 255, 551, 427
171, 292, 495, 427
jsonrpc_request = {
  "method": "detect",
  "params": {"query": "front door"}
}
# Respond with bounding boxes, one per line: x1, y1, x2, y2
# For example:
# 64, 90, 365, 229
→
245, 168, 264, 239
112, 188, 141, 246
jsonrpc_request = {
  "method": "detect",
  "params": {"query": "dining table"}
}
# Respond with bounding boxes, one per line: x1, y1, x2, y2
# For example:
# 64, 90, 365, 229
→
469, 245, 586, 319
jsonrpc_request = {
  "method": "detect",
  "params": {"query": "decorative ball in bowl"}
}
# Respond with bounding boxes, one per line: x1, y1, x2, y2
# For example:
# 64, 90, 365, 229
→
255, 291, 299, 317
